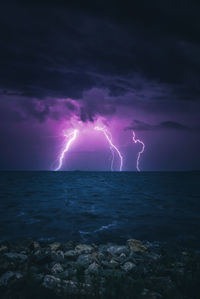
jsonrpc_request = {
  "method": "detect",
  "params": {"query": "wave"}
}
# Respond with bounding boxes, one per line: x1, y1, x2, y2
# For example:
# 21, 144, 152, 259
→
94, 221, 117, 233
79, 221, 118, 236
16, 211, 26, 217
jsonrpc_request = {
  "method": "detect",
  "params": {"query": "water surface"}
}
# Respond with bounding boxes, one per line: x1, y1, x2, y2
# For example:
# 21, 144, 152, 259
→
0, 171, 200, 248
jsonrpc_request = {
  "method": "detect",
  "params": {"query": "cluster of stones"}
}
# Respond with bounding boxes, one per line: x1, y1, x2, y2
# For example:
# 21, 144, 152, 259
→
0, 239, 199, 298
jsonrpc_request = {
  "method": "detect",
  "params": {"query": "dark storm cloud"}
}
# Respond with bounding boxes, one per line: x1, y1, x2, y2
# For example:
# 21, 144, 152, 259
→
126, 120, 190, 131
0, 0, 200, 121
19, 99, 50, 122
160, 121, 189, 130
79, 88, 116, 122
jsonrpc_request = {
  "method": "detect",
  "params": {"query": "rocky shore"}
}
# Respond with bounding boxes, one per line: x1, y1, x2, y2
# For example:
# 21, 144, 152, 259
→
0, 239, 200, 299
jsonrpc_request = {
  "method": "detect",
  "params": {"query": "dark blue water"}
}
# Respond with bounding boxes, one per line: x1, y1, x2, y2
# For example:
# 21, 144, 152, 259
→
0, 171, 200, 248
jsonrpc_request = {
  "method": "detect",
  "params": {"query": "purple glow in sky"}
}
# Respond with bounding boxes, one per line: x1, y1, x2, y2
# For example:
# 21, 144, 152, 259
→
53, 121, 145, 171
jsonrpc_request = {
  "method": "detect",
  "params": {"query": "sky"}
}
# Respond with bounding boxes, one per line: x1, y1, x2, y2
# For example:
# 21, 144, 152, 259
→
0, 0, 200, 171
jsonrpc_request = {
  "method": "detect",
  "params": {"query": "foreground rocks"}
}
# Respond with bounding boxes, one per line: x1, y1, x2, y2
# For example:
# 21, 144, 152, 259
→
0, 239, 200, 298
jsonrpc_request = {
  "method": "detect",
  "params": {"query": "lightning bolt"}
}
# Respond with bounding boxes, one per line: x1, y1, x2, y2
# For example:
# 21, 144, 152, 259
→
54, 129, 78, 171
53, 126, 144, 172
95, 126, 123, 171
132, 131, 145, 171
104, 128, 115, 171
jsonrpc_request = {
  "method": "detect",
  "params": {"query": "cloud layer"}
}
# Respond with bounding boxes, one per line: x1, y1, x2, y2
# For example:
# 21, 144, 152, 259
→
0, 0, 200, 170
0, 0, 200, 125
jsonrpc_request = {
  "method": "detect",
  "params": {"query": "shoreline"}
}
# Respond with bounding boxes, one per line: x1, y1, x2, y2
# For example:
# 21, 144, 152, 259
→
0, 239, 200, 299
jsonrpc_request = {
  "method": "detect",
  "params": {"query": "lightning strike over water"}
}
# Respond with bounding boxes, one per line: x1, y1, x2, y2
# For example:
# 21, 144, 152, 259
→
104, 128, 115, 171
54, 129, 78, 171
95, 126, 123, 171
53, 126, 144, 172
132, 131, 145, 171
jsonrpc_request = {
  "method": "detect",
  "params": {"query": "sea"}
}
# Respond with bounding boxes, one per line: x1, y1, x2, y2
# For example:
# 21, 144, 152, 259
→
0, 171, 200, 248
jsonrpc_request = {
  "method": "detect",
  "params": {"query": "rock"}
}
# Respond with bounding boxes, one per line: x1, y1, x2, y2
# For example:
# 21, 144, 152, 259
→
33, 249, 41, 256
65, 250, 79, 258
34, 251, 51, 265
101, 261, 111, 268
109, 259, 119, 268
0, 245, 8, 253
0, 271, 23, 286
51, 250, 64, 262
121, 262, 136, 272
96, 252, 105, 262
127, 239, 147, 252
75, 244, 93, 254
43, 275, 61, 289
141, 288, 149, 296
59, 269, 69, 279
91, 251, 98, 262
101, 259, 119, 269
1, 239, 199, 298
85, 262, 99, 275
76, 254, 92, 267
0, 272, 15, 286
129, 251, 143, 263
107, 245, 128, 256
98, 244, 112, 253
15, 272, 23, 279
4, 252, 28, 262
65, 240, 75, 249
51, 263, 63, 274
119, 253, 126, 260
29, 241, 40, 251
49, 242, 61, 251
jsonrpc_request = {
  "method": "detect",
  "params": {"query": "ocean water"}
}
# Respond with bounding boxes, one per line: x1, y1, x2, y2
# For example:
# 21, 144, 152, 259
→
0, 171, 200, 248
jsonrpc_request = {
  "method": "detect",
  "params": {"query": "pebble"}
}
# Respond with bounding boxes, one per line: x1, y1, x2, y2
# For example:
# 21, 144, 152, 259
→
121, 261, 136, 272
51, 263, 63, 274
0, 239, 199, 298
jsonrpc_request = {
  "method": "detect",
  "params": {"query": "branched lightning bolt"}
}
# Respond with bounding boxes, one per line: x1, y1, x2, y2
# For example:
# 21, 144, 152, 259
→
54, 129, 78, 171
132, 131, 145, 171
95, 126, 123, 171
53, 126, 144, 172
